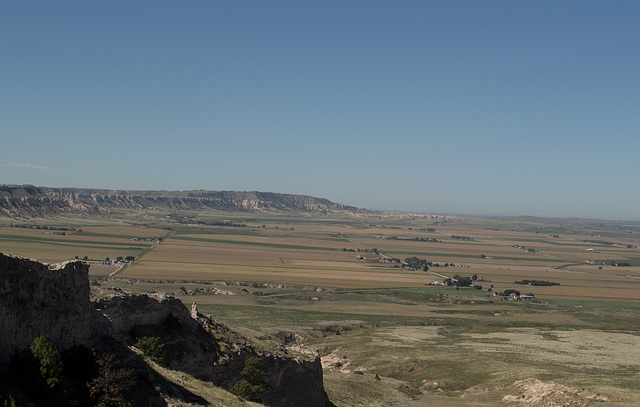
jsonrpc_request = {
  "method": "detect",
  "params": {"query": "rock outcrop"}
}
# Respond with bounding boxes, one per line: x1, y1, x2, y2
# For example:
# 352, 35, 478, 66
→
0, 253, 333, 407
0, 185, 362, 217
0, 253, 102, 361
97, 293, 332, 407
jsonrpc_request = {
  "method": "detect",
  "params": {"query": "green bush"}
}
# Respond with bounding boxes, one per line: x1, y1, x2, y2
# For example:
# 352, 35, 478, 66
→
134, 336, 165, 364
30, 334, 68, 392
230, 356, 271, 402
6, 336, 135, 407
9, 334, 68, 406
1, 395, 16, 407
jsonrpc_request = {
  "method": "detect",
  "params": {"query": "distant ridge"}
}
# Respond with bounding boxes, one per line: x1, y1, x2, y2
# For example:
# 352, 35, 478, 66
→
0, 185, 363, 217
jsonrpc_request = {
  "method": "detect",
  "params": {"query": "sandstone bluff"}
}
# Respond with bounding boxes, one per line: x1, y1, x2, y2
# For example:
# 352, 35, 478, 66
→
0, 185, 362, 217
0, 253, 333, 407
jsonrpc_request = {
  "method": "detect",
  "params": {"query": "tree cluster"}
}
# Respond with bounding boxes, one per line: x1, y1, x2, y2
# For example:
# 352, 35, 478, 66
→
452, 275, 473, 287
602, 260, 631, 267
450, 235, 472, 241
514, 280, 559, 286
404, 256, 430, 271
9, 224, 77, 232
130, 236, 163, 242
186, 220, 247, 227
340, 248, 380, 254
389, 236, 439, 242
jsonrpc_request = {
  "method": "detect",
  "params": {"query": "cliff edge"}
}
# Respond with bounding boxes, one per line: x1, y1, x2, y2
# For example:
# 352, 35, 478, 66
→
0, 254, 102, 361
0, 253, 333, 407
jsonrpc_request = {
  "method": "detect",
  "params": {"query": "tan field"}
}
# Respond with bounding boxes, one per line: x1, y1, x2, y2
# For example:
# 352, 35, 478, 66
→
3, 212, 640, 406
105, 217, 640, 302
0, 225, 156, 263
3, 216, 639, 301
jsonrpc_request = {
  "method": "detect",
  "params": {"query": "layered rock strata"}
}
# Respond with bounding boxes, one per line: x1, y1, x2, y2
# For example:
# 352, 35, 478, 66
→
0, 185, 361, 217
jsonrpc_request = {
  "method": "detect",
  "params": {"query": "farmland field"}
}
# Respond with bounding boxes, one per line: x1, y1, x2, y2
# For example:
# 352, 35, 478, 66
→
0, 225, 161, 264
2, 211, 640, 405
109, 214, 640, 302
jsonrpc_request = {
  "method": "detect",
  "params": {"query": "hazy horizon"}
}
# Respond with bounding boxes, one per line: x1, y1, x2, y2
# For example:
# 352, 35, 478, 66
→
2, 2, 638, 221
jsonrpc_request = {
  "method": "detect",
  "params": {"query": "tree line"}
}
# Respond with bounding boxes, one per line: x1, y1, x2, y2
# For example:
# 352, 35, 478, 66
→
514, 280, 559, 286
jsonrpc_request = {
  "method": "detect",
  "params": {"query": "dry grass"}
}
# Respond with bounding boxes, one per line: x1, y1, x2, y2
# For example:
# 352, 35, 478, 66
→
101, 270, 640, 406
312, 323, 640, 406
141, 355, 262, 407
458, 328, 640, 370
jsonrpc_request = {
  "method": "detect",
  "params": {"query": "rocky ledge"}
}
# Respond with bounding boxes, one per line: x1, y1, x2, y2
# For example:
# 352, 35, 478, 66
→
0, 253, 333, 407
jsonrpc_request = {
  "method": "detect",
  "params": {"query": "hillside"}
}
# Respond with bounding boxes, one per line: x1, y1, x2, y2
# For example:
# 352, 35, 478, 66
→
0, 253, 333, 406
0, 185, 363, 217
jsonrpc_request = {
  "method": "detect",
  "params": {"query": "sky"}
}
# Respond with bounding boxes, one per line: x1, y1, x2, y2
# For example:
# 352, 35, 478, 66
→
1, 1, 639, 220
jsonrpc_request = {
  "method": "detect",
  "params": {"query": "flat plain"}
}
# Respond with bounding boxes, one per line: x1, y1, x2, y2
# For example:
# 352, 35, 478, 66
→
2, 211, 640, 406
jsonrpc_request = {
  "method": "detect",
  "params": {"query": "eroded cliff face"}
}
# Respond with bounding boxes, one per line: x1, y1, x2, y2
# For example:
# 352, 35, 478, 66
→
95, 293, 224, 381
98, 292, 333, 407
213, 349, 331, 407
0, 185, 362, 217
0, 253, 101, 362
194, 307, 332, 407
0, 254, 333, 407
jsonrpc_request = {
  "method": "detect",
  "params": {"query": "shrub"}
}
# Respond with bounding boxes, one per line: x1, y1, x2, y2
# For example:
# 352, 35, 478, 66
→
1, 395, 16, 407
88, 354, 135, 407
134, 336, 165, 364
230, 356, 271, 402
9, 334, 68, 406
30, 335, 68, 392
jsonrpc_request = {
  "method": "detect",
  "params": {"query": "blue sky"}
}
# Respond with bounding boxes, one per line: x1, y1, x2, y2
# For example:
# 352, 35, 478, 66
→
1, 1, 639, 220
